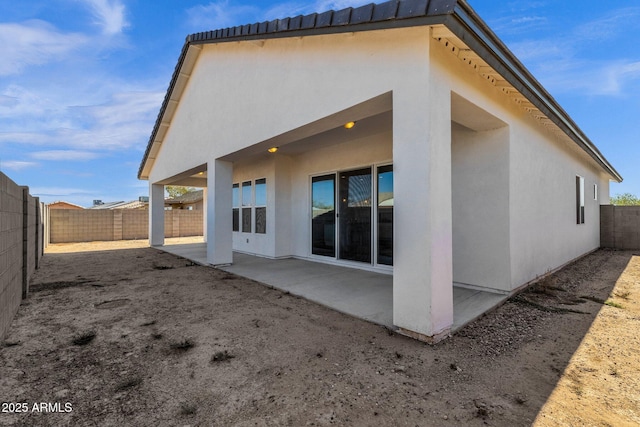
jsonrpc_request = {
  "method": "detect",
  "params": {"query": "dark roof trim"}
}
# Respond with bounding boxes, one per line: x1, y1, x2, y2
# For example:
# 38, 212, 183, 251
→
139, 0, 622, 183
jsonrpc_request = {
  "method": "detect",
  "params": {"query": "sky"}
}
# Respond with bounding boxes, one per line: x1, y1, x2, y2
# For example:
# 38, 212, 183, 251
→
0, 0, 639, 207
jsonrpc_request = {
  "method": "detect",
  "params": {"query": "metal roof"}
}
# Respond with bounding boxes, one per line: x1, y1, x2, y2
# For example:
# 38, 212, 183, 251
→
138, 0, 622, 183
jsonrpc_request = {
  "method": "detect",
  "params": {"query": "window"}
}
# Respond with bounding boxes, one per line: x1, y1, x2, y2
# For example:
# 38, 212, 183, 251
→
311, 175, 336, 257
377, 165, 393, 266
594, 184, 598, 201
576, 176, 585, 224
242, 181, 252, 232
255, 178, 266, 234
232, 183, 239, 232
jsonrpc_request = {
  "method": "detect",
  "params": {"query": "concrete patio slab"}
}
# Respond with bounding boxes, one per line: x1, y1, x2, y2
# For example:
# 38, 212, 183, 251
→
157, 241, 508, 333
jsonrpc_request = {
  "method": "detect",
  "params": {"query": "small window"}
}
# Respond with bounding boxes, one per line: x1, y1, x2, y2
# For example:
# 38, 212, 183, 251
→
232, 183, 239, 232
242, 181, 252, 232
593, 184, 598, 201
576, 176, 585, 224
255, 178, 266, 234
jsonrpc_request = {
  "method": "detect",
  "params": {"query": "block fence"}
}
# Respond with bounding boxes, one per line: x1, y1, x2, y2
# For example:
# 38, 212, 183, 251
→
1, 172, 44, 341
601, 205, 640, 250
49, 209, 203, 243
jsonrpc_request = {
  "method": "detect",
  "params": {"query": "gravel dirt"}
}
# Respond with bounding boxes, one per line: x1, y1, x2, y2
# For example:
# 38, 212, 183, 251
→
1, 240, 638, 426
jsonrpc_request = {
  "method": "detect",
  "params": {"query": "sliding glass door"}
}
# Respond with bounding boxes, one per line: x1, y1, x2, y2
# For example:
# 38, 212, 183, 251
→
377, 165, 393, 266
311, 165, 392, 267
338, 168, 372, 263
311, 175, 336, 257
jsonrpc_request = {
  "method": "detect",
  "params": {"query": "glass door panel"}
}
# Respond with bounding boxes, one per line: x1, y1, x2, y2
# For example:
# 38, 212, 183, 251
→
339, 168, 371, 263
312, 175, 336, 257
377, 165, 393, 265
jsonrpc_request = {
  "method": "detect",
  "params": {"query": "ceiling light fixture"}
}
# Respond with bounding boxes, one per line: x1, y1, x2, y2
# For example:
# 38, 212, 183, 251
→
267, 147, 278, 153
344, 121, 356, 129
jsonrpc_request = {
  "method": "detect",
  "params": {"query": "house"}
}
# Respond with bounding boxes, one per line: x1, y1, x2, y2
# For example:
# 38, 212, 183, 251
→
87, 198, 149, 210
164, 189, 204, 210
138, 0, 622, 342
47, 201, 84, 210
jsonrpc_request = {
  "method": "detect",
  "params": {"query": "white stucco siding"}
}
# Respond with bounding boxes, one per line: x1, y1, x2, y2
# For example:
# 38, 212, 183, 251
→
428, 36, 608, 291
392, 36, 454, 337
451, 124, 511, 291
508, 121, 605, 287
149, 27, 431, 185
430, 37, 514, 294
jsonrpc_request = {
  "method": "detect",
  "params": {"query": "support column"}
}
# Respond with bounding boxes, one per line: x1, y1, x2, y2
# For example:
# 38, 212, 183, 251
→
273, 154, 292, 258
149, 183, 165, 246
206, 160, 233, 265
202, 188, 208, 242
392, 83, 454, 342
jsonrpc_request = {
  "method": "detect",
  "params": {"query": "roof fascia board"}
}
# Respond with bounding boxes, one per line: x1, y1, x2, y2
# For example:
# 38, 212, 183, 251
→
187, 15, 449, 47
447, 3, 622, 182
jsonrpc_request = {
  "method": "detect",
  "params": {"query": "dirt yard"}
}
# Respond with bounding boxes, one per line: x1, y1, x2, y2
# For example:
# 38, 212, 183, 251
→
1, 241, 639, 426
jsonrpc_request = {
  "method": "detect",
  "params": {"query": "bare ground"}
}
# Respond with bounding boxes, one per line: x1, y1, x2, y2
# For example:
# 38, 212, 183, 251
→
0, 241, 639, 426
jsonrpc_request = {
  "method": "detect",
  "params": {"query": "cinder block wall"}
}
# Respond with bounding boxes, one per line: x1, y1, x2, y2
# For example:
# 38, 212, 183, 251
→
49, 210, 114, 243
0, 172, 43, 341
49, 209, 203, 243
122, 210, 148, 240
601, 205, 640, 250
175, 210, 203, 236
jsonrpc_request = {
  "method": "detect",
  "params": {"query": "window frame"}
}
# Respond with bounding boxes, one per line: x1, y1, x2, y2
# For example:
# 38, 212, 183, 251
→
241, 181, 252, 233
576, 175, 585, 225
232, 183, 240, 232
254, 178, 267, 234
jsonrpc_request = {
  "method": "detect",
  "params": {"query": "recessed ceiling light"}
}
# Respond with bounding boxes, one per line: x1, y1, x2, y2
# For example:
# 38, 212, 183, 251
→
344, 121, 356, 129
267, 147, 278, 153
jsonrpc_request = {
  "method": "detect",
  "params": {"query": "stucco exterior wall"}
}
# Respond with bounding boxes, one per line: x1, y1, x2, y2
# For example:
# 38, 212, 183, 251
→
451, 124, 511, 291
149, 27, 430, 183
428, 36, 611, 291
508, 119, 606, 287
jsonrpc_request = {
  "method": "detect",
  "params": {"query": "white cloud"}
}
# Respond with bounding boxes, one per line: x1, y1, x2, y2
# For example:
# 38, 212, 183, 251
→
187, 1, 259, 30
573, 7, 640, 42
504, 6, 640, 97
0, 20, 87, 76
311, 0, 371, 13
0, 160, 38, 171
0, 89, 164, 151
28, 186, 93, 197
599, 61, 640, 96
30, 150, 101, 161
80, 0, 129, 35
187, 0, 373, 30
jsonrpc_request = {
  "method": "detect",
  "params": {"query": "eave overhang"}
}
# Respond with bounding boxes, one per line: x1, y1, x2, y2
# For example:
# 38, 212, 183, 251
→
138, 0, 622, 183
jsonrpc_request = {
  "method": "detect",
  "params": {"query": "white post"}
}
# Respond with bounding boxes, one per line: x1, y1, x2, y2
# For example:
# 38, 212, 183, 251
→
202, 187, 208, 242
149, 183, 165, 246
392, 83, 454, 342
206, 160, 233, 265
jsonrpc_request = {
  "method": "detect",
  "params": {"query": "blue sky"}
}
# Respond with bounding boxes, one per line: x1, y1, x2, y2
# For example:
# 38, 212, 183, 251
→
0, 0, 638, 207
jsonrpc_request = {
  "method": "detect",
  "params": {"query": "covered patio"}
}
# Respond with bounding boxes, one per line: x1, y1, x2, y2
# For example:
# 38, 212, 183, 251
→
159, 240, 508, 333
